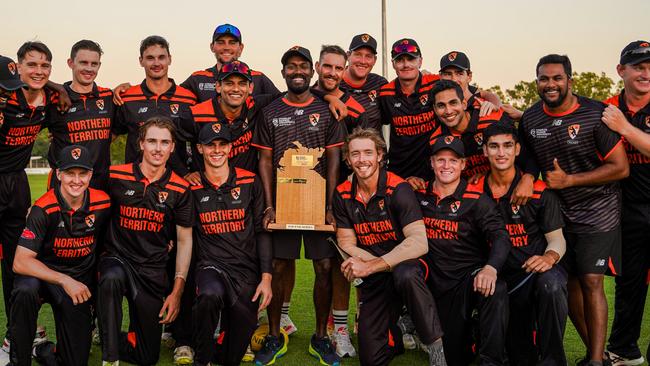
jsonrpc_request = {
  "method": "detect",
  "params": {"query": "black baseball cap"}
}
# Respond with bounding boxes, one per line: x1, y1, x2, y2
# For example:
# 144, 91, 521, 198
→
57, 145, 93, 171
440, 51, 470, 71
217, 60, 252, 82
198, 122, 233, 144
349, 33, 377, 54
620, 40, 650, 65
430, 135, 465, 157
391, 38, 421, 60
281, 46, 313, 66
0, 56, 25, 91
212, 23, 242, 42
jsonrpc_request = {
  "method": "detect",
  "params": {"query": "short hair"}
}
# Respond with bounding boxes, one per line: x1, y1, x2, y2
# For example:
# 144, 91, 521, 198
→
536, 54, 572, 78
320, 45, 348, 62
139, 35, 170, 57
483, 121, 519, 143
343, 127, 387, 158
431, 79, 464, 102
70, 40, 103, 60
17, 41, 52, 62
138, 116, 176, 144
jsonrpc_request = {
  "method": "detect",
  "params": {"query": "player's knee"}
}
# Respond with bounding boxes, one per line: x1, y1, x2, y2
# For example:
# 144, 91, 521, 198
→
536, 271, 567, 299
98, 266, 126, 290
313, 258, 332, 279
272, 258, 289, 274
392, 262, 422, 290
12, 277, 40, 302
580, 273, 604, 292
197, 285, 226, 309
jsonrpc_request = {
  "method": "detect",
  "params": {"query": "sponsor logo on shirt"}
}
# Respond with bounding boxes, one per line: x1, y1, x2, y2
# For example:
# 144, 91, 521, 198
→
199, 83, 216, 91
20, 228, 36, 240
530, 128, 551, 139
394, 102, 402, 108
158, 191, 169, 204
272, 117, 294, 127
85, 214, 95, 228
595, 259, 606, 267
67, 107, 77, 114
96, 100, 105, 110
294, 109, 304, 116
552, 119, 563, 126
138, 107, 148, 114
200, 196, 210, 203
124, 190, 135, 196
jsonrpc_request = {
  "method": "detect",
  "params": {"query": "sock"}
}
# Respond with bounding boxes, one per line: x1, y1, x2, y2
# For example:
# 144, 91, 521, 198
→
281, 302, 290, 317
332, 309, 349, 331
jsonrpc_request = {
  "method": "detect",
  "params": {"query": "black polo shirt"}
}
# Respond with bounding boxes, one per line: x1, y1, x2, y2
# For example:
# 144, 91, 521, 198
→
415, 179, 511, 295
18, 186, 111, 284
181, 65, 279, 102
340, 73, 388, 132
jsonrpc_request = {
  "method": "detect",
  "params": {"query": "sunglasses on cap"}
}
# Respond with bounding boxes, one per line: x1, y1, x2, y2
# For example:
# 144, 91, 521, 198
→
623, 46, 650, 57
221, 61, 250, 74
393, 43, 419, 55
213, 24, 241, 40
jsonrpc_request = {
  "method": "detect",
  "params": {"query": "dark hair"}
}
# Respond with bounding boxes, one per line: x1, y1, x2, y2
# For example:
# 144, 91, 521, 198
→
536, 54, 572, 78
17, 41, 52, 62
343, 127, 387, 158
320, 45, 348, 62
431, 79, 464, 102
70, 40, 103, 60
483, 121, 518, 143
138, 116, 176, 144
139, 35, 170, 57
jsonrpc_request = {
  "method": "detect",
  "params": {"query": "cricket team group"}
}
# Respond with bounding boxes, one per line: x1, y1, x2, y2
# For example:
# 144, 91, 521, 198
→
0, 22, 648, 366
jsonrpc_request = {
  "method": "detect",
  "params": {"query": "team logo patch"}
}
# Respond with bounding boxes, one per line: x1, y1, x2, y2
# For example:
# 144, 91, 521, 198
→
511, 204, 520, 215
242, 119, 249, 130
71, 148, 82, 160
361, 34, 370, 43
20, 228, 35, 240
401, 39, 409, 45
645, 116, 650, 128
170, 104, 179, 114
231, 187, 240, 200
368, 90, 377, 102
641, 42, 650, 48
419, 94, 428, 106
474, 132, 483, 146
378, 199, 385, 210
290, 45, 301, 51
7, 62, 16, 75
0, 112, 4, 127
444, 135, 455, 144
568, 124, 580, 139
85, 214, 95, 228
158, 191, 169, 204
450, 200, 460, 213
96, 99, 104, 110
309, 113, 320, 126
448, 52, 458, 62
212, 123, 222, 133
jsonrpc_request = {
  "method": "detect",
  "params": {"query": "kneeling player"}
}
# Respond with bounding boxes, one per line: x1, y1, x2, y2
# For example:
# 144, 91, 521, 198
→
190, 123, 272, 365
333, 128, 446, 366
97, 117, 193, 366
480, 123, 568, 365
10, 145, 110, 366
415, 136, 511, 366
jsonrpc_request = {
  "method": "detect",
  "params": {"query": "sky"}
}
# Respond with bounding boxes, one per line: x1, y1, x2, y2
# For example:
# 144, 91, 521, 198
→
2, 0, 648, 92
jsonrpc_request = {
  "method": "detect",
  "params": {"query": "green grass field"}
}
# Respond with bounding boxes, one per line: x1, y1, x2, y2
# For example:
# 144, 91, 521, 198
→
11, 175, 649, 365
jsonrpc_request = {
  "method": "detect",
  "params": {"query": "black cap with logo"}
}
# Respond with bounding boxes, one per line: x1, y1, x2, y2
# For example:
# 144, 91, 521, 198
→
217, 60, 252, 82
440, 51, 471, 71
199, 122, 233, 144
0, 56, 25, 91
281, 45, 313, 66
620, 40, 650, 65
349, 34, 378, 54
391, 38, 421, 60
57, 145, 94, 171
430, 135, 465, 157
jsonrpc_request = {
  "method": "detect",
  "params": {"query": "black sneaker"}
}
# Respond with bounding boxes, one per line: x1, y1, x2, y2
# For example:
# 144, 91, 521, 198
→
308, 334, 340, 366
254, 334, 287, 365
32, 341, 57, 366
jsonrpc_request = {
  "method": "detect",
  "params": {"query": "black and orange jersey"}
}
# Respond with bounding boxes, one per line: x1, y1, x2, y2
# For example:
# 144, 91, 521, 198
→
429, 109, 513, 179
18, 186, 111, 284
333, 169, 423, 258
106, 163, 193, 280
604, 91, 650, 203
340, 73, 387, 132
0, 88, 54, 173
519, 96, 622, 233
378, 73, 440, 181
478, 172, 564, 275
190, 168, 271, 296
415, 179, 510, 295
181, 65, 279, 102
47, 82, 114, 188
112, 80, 197, 175
252, 94, 346, 179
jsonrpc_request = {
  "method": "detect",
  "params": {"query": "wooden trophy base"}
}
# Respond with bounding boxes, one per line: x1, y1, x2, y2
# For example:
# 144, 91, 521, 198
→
268, 223, 335, 232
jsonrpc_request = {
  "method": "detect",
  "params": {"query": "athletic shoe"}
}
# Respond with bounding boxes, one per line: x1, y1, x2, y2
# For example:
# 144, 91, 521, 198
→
258, 311, 269, 325
102, 361, 120, 366
326, 314, 334, 336
161, 331, 176, 349
173, 345, 194, 365
92, 327, 101, 345
2, 338, 9, 353
254, 334, 287, 365
402, 333, 417, 350
425, 341, 448, 366
332, 326, 356, 357
280, 314, 298, 336
32, 340, 56, 366
606, 350, 645, 366
353, 312, 358, 335
33, 326, 47, 347
241, 345, 255, 362
308, 334, 341, 366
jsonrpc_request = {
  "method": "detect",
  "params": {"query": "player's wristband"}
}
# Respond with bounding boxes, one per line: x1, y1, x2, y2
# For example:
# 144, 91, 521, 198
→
174, 272, 186, 281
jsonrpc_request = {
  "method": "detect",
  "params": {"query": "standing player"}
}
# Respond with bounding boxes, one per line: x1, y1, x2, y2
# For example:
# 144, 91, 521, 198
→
519, 54, 629, 366
47, 40, 114, 191
9, 145, 110, 366
97, 117, 193, 366
333, 127, 447, 366
600, 40, 650, 366
339, 34, 387, 132
190, 123, 272, 366
252, 46, 345, 366
416, 136, 511, 366
480, 123, 569, 365
0, 42, 55, 351
181, 23, 279, 102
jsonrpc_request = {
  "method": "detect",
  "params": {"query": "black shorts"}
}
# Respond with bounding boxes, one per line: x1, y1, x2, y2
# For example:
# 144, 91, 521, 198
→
562, 228, 622, 275
272, 231, 336, 260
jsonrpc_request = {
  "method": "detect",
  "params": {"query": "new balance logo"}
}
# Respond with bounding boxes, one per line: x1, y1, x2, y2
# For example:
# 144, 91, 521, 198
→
124, 190, 135, 196
58, 221, 65, 228
200, 196, 210, 203
394, 102, 402, 108
138, 107, 148, 114
595, 259, 606, 267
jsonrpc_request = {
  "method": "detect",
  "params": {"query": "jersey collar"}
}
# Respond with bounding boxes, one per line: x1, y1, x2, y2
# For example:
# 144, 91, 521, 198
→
140, 79, 177, 99
54, 183, 90, 214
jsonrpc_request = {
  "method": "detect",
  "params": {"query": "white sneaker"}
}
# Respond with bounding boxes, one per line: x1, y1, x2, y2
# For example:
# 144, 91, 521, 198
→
92, 327, 101, 345
2, 338, 9, 353
173, 345, 194, 365
280, 314, 298, 336
606, 350, 645, 366
403, 333, 417, 350
161, 331, 176, 349
33, 325, 48, 347
241, 344, 255, 362
102, 361, 120, 366
332, 326, 356, 357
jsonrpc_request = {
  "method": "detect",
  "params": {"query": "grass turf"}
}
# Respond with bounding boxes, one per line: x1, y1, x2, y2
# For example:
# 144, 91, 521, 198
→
11, 175, 649, 365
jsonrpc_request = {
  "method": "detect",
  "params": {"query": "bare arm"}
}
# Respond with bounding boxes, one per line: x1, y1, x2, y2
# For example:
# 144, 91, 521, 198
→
380, 220, 428, 269
160, 225, 192, 324
325, 147, 341, 226
336, 227, 378, 261
258, 149, 275, 228
602, 104, 650, 156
